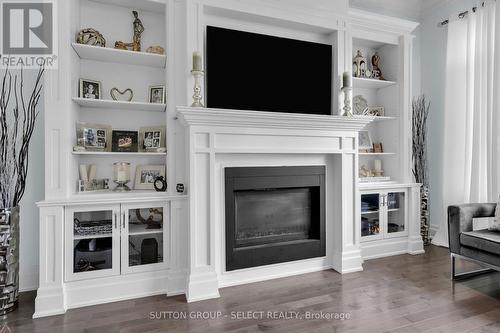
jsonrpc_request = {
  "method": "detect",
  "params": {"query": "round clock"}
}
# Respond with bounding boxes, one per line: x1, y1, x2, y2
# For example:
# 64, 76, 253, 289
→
153, 176, 167, 192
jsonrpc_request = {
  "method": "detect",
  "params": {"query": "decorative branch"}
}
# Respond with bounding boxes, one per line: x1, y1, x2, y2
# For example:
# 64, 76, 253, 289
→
412, 95, 430, 186
0, 65, 44, 209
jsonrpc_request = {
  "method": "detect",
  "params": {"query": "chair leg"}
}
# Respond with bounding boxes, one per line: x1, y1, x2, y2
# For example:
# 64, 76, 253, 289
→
450, 253, 495, 280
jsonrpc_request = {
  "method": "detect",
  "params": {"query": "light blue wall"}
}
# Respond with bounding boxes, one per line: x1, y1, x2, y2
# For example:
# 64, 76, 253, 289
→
420, 0, 475, 232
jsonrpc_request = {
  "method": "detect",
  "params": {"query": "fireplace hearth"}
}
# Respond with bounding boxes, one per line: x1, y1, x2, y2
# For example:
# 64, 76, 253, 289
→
225, 166, 326, 271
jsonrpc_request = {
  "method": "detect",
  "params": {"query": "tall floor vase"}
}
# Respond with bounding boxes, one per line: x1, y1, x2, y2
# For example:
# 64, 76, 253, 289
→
420, 186, 430, 245
0, 207, 19, 314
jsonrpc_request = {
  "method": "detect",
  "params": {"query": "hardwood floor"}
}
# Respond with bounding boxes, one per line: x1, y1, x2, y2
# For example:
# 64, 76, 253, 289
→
5, 245, 500, 333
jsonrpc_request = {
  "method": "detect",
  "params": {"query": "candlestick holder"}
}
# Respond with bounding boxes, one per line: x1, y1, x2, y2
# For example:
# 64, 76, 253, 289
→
191, 70, 204, 108
341, 86, 353, 117
113, 162, 131, 192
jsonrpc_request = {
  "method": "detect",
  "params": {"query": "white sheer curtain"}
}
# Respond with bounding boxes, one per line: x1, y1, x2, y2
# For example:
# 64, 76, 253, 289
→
432, 0, 500, 247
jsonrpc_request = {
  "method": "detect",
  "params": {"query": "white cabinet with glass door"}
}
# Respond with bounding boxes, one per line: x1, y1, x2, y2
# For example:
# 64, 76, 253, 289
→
361, 188, 408, 243
121, 202, 168, 274
65, 202, 169, 282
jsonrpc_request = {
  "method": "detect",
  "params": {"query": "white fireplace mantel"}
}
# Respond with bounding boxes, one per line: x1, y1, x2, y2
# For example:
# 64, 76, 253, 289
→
176, 106, 374, 131
177, 106, 373, 302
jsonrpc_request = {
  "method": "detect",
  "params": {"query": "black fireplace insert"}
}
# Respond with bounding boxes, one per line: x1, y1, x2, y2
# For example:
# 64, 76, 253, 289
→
225, 166, 326, 271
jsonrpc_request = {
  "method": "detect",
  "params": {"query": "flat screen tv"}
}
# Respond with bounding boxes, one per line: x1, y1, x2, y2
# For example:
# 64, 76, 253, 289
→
206, 26, 332, 115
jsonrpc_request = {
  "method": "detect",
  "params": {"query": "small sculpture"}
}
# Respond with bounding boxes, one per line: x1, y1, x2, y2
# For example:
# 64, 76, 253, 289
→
146, 46, 165, 55
371, 52, 385, 80
110, 87, 133, 101
76, 28, 106, 47
359, 165, 373, 178
114, 10, 145, 52
353, 50, 366, 78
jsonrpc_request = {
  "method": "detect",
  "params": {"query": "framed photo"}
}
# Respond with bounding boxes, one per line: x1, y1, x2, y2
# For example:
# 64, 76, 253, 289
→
364, 106, 385, 117
358, 130, 373, 152
79, 79, 101, 100
139, 126, 166, 152
76, 122, 112, 151
149, 85, 165, 104
134, 165, 166, 190
112, 130, 138, 152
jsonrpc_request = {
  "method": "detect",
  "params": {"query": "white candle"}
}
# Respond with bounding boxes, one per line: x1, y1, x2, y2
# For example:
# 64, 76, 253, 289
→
79, 165, 88, 181
343, 71, 352, 88
88, 165, 97, 181
116, 170, 128, 182
193, 52, 202, 71
374, 159, 382, 172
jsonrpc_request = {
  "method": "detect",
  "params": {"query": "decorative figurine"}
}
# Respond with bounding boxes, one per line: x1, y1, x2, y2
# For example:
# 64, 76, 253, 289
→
371, 52, 385, 80
114, 10, 145, 52
76, 28, 106, 47
176, 183, 185, 193
352, 50, 366, 78
146, 46, 165, 55
359, 165, 373, 178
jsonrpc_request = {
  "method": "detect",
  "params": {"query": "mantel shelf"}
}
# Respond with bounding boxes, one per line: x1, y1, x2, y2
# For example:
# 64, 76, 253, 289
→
353, 115, 397, 121
71, 43, 166, 68
73, 98, 166, 112
72, 151, 166, 156
176, 106, 374, 131
352, 77, 397, 89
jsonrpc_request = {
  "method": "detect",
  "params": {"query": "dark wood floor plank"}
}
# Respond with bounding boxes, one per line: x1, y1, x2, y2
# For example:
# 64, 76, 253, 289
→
4, 246, 500, 333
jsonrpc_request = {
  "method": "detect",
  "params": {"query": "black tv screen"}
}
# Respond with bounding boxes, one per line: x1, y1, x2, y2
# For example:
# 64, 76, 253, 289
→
206, 26, 332, 115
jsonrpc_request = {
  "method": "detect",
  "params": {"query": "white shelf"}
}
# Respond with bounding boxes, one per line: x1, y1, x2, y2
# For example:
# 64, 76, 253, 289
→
359, 152, 396, 156
73, 98, 166, 112
72, 43, 166, 68
72, 151, 166, 156
74, 233, 112, 240
361, 211, 379, 215
352, 77, 397, 89
129, 224, 163, 236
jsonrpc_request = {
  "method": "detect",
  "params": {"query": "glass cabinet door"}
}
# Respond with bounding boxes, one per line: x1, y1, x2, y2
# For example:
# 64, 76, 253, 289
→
66, 206, 120, 281
386, 192, 407, 236
361, 193, 382, 240
122, 203, 167, 274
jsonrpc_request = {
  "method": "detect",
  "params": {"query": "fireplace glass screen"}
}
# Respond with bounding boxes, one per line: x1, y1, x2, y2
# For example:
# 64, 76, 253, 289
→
234, 187, 318, 247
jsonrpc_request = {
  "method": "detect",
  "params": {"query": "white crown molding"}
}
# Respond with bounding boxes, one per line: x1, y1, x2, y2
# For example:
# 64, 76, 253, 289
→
176, 106, 373, 131
349, 8, 420, 35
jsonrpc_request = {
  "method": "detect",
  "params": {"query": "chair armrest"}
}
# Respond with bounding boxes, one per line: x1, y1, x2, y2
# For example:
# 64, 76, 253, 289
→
448, 203, 496, 253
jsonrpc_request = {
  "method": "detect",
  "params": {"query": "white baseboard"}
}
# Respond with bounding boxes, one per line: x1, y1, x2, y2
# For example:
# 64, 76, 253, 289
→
219, 257, 330, 288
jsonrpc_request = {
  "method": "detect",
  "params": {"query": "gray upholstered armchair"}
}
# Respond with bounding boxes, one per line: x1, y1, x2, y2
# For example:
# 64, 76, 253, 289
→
448, 203, 499, 279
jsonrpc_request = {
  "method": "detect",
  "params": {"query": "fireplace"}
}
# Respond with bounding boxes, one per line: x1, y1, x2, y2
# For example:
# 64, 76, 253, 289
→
225, 166, 326, 271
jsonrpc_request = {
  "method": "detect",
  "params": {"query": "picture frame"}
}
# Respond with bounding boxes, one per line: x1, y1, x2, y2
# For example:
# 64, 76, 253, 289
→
149, 85, 166, 104
76, 122, 112, 151
358, 130, 373, 152
139, 126, 166, 152
112, 130, 138, 152
364, 106, 385, 117
373, 142, 383, 153
134, 165, 166, 190
79, 79, 102, 100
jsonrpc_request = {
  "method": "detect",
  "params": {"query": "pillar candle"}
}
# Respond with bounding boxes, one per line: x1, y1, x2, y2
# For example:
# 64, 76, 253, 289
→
192, 52, 202, 71
342, 71, 352, 88
88, 165, 97, 181
374, 159, 382, 172
79, 165, 88, 181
